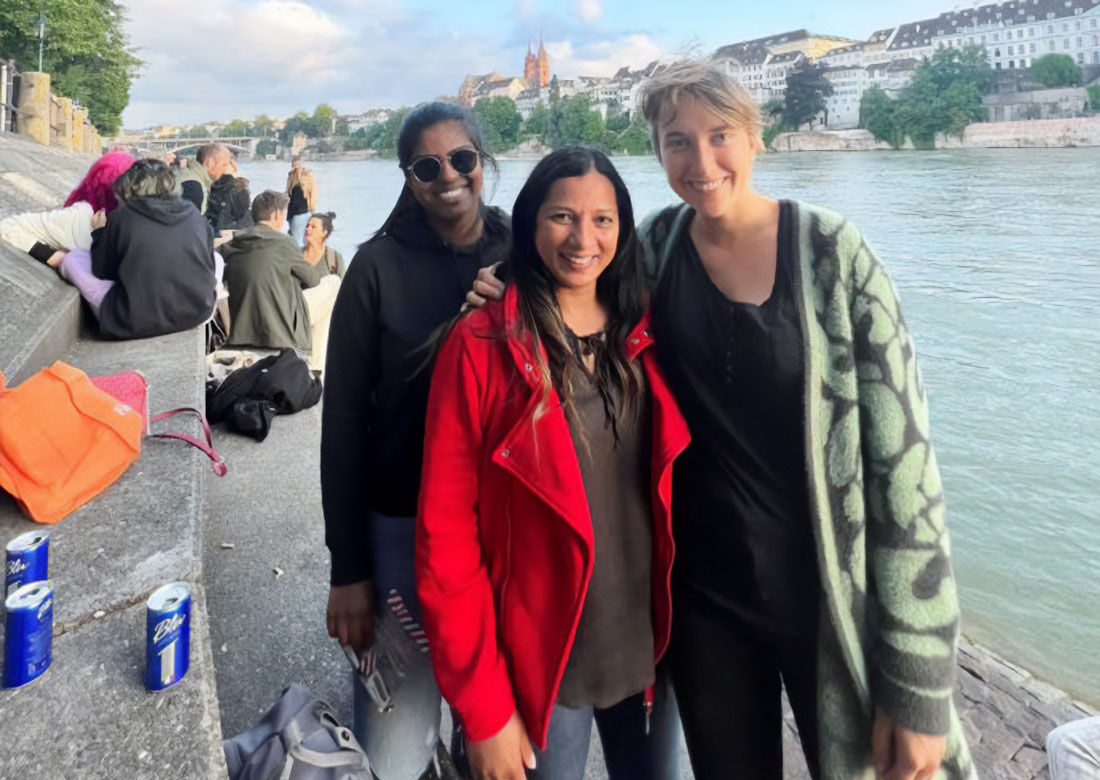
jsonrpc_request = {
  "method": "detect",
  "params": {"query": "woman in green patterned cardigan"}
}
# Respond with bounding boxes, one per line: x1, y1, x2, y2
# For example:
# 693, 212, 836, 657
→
634, 60, 977, 780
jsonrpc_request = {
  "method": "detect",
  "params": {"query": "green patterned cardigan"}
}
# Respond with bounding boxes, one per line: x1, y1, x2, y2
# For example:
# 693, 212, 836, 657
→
640, 202, 976, 780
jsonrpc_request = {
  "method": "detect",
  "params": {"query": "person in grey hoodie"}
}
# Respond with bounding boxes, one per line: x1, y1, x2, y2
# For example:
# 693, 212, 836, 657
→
51, 157, 218, 340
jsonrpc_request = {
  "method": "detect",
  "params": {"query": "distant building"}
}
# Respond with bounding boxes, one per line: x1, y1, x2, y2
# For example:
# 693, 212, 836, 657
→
459, 72, 504, 106
715, 29, 856, 103
522, 35, 551, 88
345, 108, 393, 133
929, 0, 1100, 71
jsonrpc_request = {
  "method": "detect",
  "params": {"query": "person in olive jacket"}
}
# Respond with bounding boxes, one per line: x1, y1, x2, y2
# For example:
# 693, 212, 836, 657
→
221, 190, 321, 353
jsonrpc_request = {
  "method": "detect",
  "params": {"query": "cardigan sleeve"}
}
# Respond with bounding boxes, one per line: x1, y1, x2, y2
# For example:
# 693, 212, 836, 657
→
847, 225, 959, 736
416, 321, 517, 742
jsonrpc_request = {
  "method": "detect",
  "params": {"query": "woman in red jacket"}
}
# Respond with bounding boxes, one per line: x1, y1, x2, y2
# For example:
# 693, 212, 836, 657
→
416, 147, 690, 780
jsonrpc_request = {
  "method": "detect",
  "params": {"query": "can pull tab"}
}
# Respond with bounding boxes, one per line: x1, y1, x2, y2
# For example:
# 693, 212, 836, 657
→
643, 686, 654, 735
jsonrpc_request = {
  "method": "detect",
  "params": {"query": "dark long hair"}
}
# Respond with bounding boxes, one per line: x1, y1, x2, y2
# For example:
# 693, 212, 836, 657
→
372, 102, 497, 240
508, 146, 647, 426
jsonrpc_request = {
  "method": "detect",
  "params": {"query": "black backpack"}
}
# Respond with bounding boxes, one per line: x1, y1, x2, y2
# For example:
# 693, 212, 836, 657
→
207, 349, 322, 441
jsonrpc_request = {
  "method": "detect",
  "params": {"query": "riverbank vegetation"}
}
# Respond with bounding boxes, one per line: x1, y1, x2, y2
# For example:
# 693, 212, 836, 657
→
0, 0, 140, 134
343, 94, 653, 157
858, 44, 994, 148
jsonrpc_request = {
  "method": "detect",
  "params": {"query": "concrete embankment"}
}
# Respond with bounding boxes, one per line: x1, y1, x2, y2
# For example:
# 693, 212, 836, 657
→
0, 132, 226, 779
772, 116, 1100, 152
0, 132, 1096, 779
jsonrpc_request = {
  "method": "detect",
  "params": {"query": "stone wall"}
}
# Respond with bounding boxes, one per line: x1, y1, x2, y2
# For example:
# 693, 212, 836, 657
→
770, 117, 1100, 151
14, 71, 100, 155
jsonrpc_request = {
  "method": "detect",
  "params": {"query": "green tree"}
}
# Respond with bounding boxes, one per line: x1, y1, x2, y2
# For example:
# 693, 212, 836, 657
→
368, 107, 411, 158
256, 138, 277, 156
474, 97, 522, 150
1030, 53, 1082, 88
549, 75, 561, 104
343, 128, 370, 151
859, 86, 905, 148
220, 119, 249, 138
0, 0, 141, 133
182, 125, 211, 138
279, 111, 319, 143
334, 119, 349, 136
897, 43, 992, 144
548, 94, 601, 148
524, 101, 550, 138
251, 114, 276, 137
781, 62, 834, 129
1088, 85, 1100, 111
311, 103, 338, 135
612, 112, 652, 155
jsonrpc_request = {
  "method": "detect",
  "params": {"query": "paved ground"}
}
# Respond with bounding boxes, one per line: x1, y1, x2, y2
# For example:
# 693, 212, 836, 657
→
201, 398, 1094, 780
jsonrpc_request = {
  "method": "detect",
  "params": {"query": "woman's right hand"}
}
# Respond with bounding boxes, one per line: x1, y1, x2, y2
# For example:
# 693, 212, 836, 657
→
466, 262, 505, 309
467, 710, 536, 780
90, 209, 107, 230
325, 580, 375, 657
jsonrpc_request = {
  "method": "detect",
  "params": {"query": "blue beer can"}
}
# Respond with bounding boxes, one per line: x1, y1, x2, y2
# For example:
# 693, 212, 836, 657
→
5, 531, 50, 596
145, 582, 191, 691
3, 581, 54, 688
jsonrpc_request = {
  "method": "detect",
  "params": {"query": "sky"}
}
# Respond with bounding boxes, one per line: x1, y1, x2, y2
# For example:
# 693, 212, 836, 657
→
119, 0, 968, 129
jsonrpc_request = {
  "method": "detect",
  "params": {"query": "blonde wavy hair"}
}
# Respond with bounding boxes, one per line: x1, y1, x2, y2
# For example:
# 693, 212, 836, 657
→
639, 58, 762, 160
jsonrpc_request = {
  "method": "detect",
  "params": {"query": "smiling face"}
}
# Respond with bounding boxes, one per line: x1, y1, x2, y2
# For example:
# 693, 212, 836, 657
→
656, 95, 762, 220
533, 169, 620, 296
406, 120, 483, 224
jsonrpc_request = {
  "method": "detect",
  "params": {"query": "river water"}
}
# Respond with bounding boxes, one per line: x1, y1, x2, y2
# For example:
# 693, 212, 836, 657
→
240, 150, 1100, 704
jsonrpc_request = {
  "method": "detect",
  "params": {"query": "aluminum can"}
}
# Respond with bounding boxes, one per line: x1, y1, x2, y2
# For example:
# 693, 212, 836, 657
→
145, 582, 191, 691
5, 531, 49, 596
3, 581, 53, 688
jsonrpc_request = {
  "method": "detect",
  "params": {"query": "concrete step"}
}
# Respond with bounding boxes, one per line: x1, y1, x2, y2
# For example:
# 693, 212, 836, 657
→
0, 132, 92, 218
0, 325, 228, 779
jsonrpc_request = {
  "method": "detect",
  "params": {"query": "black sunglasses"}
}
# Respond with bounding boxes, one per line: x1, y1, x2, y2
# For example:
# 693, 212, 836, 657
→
406, 149, 480, 183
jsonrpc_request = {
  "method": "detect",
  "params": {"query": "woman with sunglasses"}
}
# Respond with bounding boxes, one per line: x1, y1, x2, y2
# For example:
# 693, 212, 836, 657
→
321, 102, 511, 780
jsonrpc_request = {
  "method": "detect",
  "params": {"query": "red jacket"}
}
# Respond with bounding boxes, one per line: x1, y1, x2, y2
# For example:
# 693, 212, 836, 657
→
415, 285, 690, 748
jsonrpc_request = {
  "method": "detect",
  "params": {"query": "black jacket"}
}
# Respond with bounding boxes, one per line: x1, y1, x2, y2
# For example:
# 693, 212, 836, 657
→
207, 175, 254, 231
321, 203, 512, 585
92, 196, 216, 340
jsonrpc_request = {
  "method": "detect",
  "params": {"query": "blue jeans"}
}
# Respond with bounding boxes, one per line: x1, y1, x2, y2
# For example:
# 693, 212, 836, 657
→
1047, 716, 1100, 780
288, 212, 309, 247
529, 673, 680, 780
350, 512, 440, 780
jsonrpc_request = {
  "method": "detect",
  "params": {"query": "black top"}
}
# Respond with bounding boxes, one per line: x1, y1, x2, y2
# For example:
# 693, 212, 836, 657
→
321, 204, 512, 585
652, 201, 819, 639
207, 175, 254, 231
558, 358, 654, 709
91, 196, 216, 341
287, 184, 308, 220
180, 180, 204, 213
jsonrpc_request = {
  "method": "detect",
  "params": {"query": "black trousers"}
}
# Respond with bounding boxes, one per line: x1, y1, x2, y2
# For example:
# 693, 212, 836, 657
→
668, 583, 821, 780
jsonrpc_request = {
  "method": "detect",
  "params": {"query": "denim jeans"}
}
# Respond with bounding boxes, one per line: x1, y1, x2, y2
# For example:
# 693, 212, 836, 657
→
1047, 716, 1100, 780
350, 512, 441, 780
288, 212, 309, 247
529, 673, 680, 780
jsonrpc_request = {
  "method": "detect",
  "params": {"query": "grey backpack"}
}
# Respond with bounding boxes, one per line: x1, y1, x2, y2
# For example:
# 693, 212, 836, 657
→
223, 684, 371, 780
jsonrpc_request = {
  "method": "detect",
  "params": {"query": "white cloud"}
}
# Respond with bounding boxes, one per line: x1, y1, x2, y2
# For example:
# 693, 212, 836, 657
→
545, 33, 667, 79
122, 0, 499, 127
574, 0, 603, 23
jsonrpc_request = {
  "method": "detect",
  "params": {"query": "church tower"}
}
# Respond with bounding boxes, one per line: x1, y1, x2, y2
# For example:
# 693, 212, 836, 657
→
537, 32, 550, 88
524, 41, 537, 83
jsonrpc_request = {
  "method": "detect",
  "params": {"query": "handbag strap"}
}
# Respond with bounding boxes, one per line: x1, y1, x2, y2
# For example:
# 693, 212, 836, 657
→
151, 408, 228, 477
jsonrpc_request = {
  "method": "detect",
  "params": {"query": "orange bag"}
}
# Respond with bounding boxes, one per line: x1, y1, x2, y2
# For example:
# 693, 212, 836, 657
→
0, 362, 142, 524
